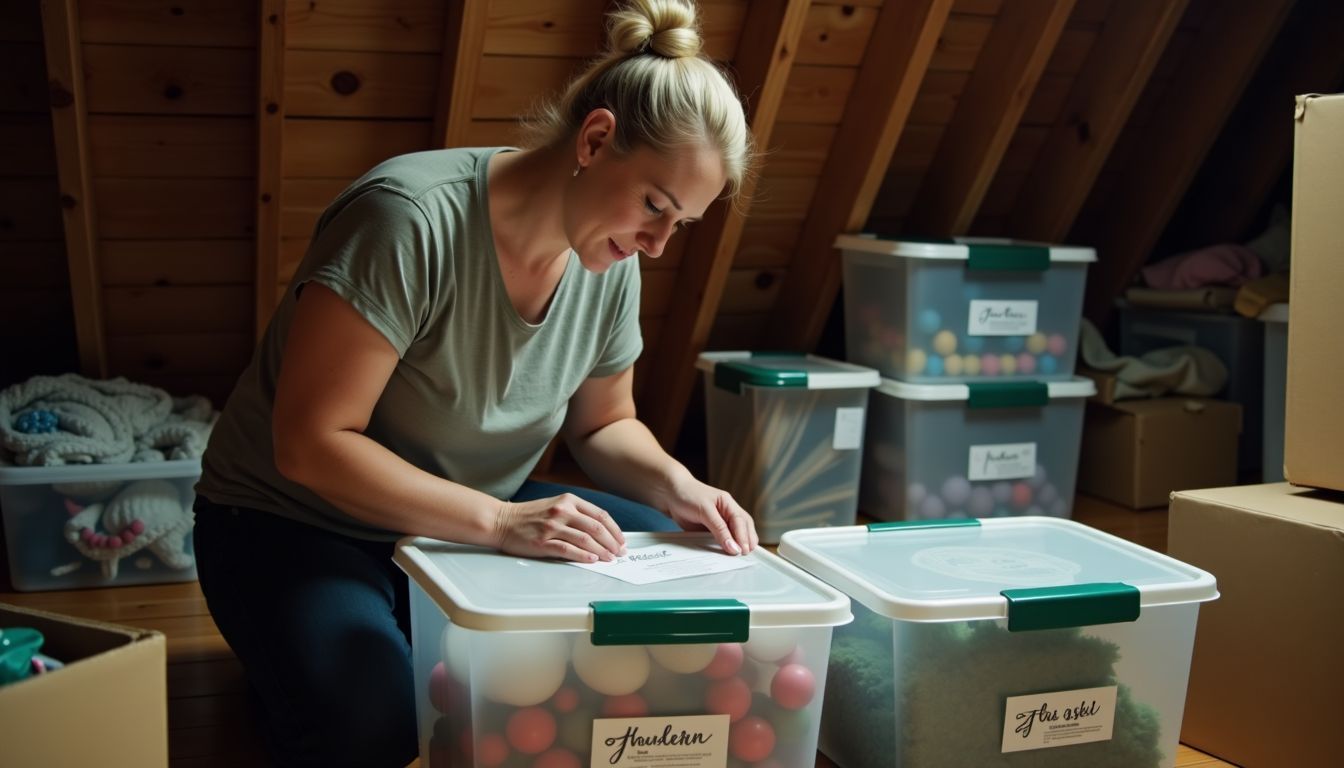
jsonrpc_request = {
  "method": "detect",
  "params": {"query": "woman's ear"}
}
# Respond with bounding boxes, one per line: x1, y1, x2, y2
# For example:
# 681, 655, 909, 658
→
575, 108, 617, 169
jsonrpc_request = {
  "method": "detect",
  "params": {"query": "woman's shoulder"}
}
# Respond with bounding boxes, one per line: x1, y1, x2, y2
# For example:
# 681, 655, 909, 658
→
352, 146, 506, 201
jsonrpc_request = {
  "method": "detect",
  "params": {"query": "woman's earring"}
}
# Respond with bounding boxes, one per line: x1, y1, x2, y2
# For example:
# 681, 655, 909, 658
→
573, 164, 581, 177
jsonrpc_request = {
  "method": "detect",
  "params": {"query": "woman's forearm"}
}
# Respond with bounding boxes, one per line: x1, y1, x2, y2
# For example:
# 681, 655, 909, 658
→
565, 417, 694, 512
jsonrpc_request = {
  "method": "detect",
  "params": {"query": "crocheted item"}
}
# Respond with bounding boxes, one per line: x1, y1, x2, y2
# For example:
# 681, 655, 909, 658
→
0, 374, 216, 466
62, 479, 195, 580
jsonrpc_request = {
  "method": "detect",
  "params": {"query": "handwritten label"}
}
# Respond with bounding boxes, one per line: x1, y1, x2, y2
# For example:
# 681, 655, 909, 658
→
569, 542, 755, 585
592, 714, 729, 767
968, 300, 1038, 336
967, 442, 1037, 481
833, 407, 865, 450
1001, 686, 1118, 753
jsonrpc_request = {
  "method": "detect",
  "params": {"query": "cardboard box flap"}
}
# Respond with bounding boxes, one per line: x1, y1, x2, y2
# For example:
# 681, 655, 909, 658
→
1171, 483, 1344, 532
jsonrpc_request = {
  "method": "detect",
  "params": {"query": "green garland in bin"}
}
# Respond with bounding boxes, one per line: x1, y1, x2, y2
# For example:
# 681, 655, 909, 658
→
824, 610, 1163, 768
901, 621, 1162, 767
821, 608, 896, 768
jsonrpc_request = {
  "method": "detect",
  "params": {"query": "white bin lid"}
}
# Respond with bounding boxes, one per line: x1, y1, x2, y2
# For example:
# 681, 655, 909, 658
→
875, 376, 1096, 402
394, 532, 852, 635
835, 233, 1096, 263
695, 351, 880, 390
0, 458, 202, 485
778, 518, 1216, 627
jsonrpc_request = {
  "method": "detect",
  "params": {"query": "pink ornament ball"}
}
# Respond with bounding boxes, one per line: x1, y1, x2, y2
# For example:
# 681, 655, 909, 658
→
474, 732, 510, 767
729, 716, 776, 762
705, 677, 753, 723
980, 353, 1000, 376
770, 663, 816, 710
703, 643, 745, 680
506, 706, 557, 755
550, 686, 580, 714
1047, 333, 1067, 357
602, 693, 648, 717
1015, 353, 1036, 375
534, 748, 583, 768
429, 661, 452, 713
1011, 482, 1033, 510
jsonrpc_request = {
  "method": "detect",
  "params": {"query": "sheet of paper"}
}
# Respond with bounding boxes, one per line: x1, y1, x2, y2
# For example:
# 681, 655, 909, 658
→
569, 542, 754, 585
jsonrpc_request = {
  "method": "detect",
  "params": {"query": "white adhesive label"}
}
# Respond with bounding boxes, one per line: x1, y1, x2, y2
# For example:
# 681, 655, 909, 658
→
968, 300, 1039, 335
833, 407, 865, 450
592, 714, 729, 768
968, 442, 1037, 481
1002, 686, 1118, 753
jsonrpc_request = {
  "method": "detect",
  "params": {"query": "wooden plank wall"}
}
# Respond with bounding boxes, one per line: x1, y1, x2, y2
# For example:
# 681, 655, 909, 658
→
12, 0, 1334, 443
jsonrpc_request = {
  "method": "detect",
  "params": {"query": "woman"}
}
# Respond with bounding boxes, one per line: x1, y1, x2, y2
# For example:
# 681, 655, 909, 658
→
192, 1, 758, 765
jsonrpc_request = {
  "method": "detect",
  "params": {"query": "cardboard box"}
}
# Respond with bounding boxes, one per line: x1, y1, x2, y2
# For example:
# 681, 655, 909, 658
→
1076, 397, 1240, 508
1285, 93, 1344, 491
0, 603, 167, 768
1168, 483, 1344, 767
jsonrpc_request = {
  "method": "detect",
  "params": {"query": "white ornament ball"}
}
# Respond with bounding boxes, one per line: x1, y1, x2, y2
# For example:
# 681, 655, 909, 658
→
649, 643, 717, 674
744, 628, 799, 662
476, 631, 569, 706
440, 621, 473, 684
572, 636, 650, 696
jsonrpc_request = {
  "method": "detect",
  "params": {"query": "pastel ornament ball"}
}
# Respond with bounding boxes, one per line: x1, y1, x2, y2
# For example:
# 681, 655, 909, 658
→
476, 631, 569, 706
745, 629, 799, 662
770, 663, 816, 710
649, 643, 717, 674
506, 706, 557, 755
729, 716, 777, 763
932, 329, 958, 357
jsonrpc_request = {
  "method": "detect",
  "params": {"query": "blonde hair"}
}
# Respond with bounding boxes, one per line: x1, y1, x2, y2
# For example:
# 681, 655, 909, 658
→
522, 0, 753, 199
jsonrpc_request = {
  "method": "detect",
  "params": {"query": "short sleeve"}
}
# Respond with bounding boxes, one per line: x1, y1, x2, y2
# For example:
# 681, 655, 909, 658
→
299, 188, 441, 356
589, 259, 643, 378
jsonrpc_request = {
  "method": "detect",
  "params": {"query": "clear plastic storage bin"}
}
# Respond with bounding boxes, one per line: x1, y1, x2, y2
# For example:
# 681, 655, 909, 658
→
1259, 303, 1288, 482
861, 377, 1094, 522
0, 460, 199, 591
395, 532, 852, 768
839, 235, 1095, 383
779, 518, 1218, 768
696, 352, 880, 544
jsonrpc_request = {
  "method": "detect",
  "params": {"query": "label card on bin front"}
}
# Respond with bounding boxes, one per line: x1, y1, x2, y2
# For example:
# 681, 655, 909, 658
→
1001, 685, 1118, 753
592, 714, 730, 767
968, 299, 1039, 336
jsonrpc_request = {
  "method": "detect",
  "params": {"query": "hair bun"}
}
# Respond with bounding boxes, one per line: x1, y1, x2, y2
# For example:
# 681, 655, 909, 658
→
609, 0, 702, 59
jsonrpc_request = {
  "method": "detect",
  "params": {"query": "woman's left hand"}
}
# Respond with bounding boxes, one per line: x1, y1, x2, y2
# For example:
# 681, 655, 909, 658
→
662, 475, 759, 555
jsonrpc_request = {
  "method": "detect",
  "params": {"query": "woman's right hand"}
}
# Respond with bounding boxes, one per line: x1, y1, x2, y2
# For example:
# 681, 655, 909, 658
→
494, 494, 627, 563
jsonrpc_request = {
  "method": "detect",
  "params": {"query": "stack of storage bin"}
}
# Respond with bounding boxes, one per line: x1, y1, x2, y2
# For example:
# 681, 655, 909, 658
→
837, 235, 1096, 521
695, 352, 880, 543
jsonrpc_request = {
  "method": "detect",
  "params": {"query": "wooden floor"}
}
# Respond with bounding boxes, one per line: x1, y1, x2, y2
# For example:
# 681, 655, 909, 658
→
0, 491, 1235, 767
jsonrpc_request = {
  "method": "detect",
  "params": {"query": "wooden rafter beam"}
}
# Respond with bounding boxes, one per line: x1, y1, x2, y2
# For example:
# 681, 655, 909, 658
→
1009, 0, 1189, 243
637, 0, 812, 449
907, 0, 1076, 236
254, 0, 285, 339
1078, 0, 1294, 326
433, 0, 490, 148
42, 0, 106, 375
1174, 0, 1344, 248
765, 0, 955, 353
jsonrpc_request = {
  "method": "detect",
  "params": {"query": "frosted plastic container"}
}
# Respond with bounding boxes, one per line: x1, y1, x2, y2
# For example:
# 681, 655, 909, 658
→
0, 460, 200, 591
1116, 305, 1264, 473
696, 352, 880, 544
838, 235, 1095, 382
394, 532, 852, 768
861, 377, 1094, 522
779, 518, 1218, 768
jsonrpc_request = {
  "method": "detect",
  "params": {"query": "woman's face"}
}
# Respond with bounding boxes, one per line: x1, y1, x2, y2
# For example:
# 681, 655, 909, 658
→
565, 138, 727, 274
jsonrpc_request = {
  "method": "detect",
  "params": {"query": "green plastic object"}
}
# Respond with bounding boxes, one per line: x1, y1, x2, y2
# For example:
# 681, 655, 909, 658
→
0, 627, 44, 685
713, 360, 807, 394
867, 519, 982, 533
965, 243, 1051, 271
590, 599, 749, 645
967, 381, 1050, 409
1002, 582, 1141, 632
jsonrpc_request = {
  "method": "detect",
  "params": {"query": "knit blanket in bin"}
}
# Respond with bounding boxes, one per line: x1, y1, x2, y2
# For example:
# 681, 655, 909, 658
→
0, 373, 217, 466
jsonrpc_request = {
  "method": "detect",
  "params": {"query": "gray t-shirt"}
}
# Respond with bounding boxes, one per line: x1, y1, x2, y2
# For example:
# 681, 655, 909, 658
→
197, 147, 643, 540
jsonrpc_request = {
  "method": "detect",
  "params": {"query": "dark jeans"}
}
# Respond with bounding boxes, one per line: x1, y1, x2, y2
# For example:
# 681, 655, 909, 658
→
193, 480, 677, 768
